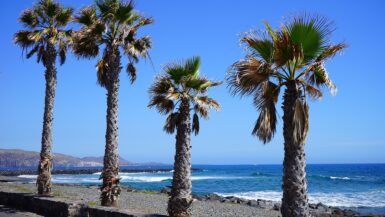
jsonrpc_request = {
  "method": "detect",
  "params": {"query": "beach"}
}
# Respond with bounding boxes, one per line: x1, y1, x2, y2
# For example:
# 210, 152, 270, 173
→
0, 182, 280, 217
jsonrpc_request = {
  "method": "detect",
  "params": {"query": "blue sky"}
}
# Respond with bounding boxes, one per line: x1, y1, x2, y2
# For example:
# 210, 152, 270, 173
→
0, 0, 384, 164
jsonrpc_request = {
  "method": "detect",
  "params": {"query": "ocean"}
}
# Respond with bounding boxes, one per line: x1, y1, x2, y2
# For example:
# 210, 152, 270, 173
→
18, 164, 385, 214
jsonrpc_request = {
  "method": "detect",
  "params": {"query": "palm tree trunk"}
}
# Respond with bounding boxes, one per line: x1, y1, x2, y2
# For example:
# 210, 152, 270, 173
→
101, 47, 121, 207
168, 98, 193, 217
281, 81, 310, 217
37, 43, 57, 196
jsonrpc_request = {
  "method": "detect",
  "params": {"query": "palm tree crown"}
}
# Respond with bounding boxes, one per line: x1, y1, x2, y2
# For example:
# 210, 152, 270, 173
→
14, 0, 73, 65
73, 0, 153, 86
149, 56, 221, 134
228, 15, 347, 144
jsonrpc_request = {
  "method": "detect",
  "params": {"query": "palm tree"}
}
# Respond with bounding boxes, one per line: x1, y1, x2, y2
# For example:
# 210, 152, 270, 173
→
72, 0, 153, 207
14, 0, 73, 196
227, 15, 346, 217
148, 57, 221, 217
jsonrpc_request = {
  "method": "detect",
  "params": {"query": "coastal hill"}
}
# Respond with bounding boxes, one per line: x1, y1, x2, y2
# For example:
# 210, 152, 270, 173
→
0, 148, 162, 167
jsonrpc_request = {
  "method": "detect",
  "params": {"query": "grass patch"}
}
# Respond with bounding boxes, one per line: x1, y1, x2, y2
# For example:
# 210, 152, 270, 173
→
13, 185, 34, 193
87, 201, 99, 206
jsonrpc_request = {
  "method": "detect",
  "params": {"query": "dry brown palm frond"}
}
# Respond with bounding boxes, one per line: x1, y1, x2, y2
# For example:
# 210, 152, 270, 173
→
192, 113, 200, 136
305, 83, 323, 100
126, 62, 136, 84
194, 96, 221, 112
163, 112, 179, 134
252, 100, 277, 144
316, 43, 347, 62
194, 104, 208, 119
273, 30, 292, 67
306, 63, 337, 95
293, 99, 309, 145
149, 76, 173, 96
251, 81, 279, 143
208, 99, 220, 111
96, 58, 109, 88
227, 56, 271, 96
148, 95, 175, 115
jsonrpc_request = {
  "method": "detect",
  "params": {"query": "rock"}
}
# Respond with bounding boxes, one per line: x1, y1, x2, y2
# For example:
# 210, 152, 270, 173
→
247, 200, 259, 207
310, 202, 332, 216
205, 194, 223, 201
273, 203, 280, 211
160, 187, 170, 195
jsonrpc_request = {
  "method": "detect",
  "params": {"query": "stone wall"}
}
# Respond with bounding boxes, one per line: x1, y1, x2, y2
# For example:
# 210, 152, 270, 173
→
0, 191, 167, 217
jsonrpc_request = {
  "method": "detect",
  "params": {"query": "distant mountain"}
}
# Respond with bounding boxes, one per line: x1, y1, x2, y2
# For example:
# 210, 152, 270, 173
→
0, 148, 163, 168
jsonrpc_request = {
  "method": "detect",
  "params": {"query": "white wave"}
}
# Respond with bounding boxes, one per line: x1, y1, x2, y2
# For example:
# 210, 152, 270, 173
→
330, 176, 350, 180
217, 190, 385, 208
18, 175, 38, 179
119, 175, 231, 183
92, 172, 102, 175
120, 176, 171, 182
191, 176, 229, 181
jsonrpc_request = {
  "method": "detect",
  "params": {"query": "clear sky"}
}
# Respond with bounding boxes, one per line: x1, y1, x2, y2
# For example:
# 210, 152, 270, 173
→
0, 0, 384, 164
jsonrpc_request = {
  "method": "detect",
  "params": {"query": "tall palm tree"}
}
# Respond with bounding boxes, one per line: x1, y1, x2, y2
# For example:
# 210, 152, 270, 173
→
14, 0, 73, 196
72, 0, 153, 207
227, 15, 346, 217
148, 57, 221, 217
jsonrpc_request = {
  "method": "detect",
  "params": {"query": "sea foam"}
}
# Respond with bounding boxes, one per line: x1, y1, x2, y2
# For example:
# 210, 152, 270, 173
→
218, 190, 385, 208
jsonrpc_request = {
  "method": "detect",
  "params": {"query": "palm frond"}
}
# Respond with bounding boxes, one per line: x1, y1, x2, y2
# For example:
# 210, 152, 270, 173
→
14, 31, 36, 49
241, 37, 274, 63
72, 30, 101, 58
96, 58, 109, 88
148, 95, 175, 115
194, 96, 220, 112
263, 20, 277, 41
192, 113, 200, 136
149, 76, 173, 96
114, 1, 134, 23
56, 7, 74, 27
96, 0, 120, 20
77, 6, 98, 26
305, 63, 337, 95
164, 63, 187, 83
19, 9, 38, 28
41, 0, 60, 19
126, 63, 136, 84
163, 112, 179, 134
194, 103, 208, 119
315, 43, 347, 62
273, 29, 293, 67
285, 15, 333, 64
58, 40, 67, 65
184, 56, 201, 78
26, 44, 40, 59
227, 56, 271, 96
304, 83, 322, 100
186, 77, 222, 93
252, 101, 277, 144
293, 99, 309, 144
124, 36, 151, 58
251, 81, 280, 143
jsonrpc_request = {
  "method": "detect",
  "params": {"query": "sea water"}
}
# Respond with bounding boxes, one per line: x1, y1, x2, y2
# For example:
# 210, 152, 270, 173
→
18, 164, 385, 214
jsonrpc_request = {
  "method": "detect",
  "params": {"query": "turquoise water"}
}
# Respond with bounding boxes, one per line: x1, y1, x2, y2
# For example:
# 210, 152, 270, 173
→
18, 164, 385, 214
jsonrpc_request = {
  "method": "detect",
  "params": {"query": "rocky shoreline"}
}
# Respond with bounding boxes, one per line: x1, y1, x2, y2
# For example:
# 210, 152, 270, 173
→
0, 168, 201, 176
0, 176, 383, 217
144, 187, 383, 217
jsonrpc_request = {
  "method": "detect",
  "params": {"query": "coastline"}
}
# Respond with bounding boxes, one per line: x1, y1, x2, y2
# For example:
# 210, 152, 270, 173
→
0, 168, 204, 176
0, 177, 383, 217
